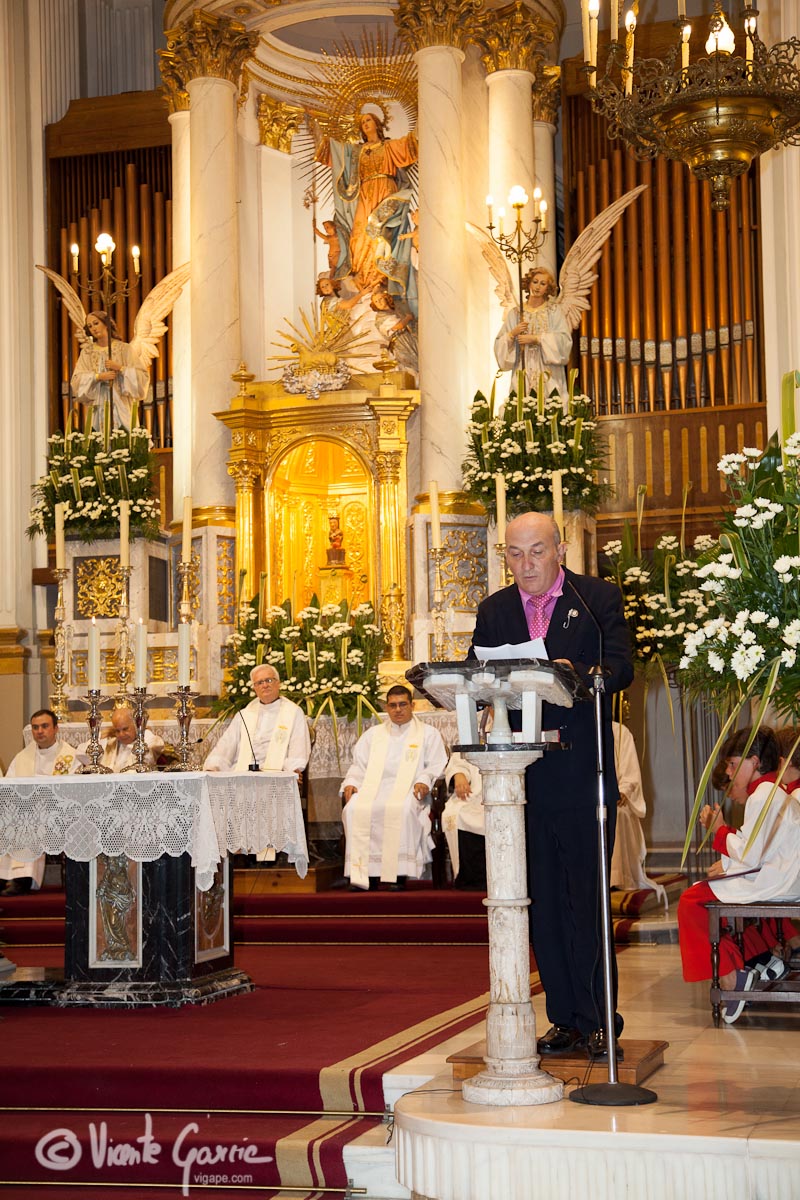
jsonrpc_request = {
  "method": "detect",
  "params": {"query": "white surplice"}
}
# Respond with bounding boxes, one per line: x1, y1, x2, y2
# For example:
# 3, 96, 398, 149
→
442, 753, 485, 877
2, 738, 77, 887
203, 697, 311, 774
341, 718, 447, 886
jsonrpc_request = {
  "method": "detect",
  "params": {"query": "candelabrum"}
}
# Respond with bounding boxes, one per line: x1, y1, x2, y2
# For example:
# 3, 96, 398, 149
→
77, 689, 112, 774
114, 565, 133, 708
166, 686, 199, 772
70, 231, 140, 313
495, 542, 512, 588
50, 567, 71, 723
121, 687, 151, 773
486, 186, 549, 315
429, 546, 450, 662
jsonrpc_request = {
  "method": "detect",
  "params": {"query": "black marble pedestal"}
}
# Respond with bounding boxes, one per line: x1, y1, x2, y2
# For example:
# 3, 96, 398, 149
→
0, 853, 253, 1008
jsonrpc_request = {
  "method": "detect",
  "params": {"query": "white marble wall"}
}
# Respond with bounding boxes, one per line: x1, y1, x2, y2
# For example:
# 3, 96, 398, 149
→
169, 107, 192, 512
416, 44, 469, 491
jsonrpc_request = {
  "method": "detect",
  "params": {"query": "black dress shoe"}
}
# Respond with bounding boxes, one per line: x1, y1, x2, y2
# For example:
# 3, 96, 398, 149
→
390, 876, 407, 891
582, 1028, 624, 1061
537, 1024, 582, 1055
4, 878, 33, 896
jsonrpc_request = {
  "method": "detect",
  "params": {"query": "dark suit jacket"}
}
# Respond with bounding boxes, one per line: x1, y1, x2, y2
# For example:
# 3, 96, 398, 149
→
469, 569, 634, 813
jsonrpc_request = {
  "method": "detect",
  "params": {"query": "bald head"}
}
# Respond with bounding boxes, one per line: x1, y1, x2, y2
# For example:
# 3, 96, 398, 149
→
504, 512, 565, 596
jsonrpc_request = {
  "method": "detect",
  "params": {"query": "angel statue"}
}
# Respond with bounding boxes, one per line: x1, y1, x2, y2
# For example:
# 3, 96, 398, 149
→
468, 185, 646, 398
36, 263, 191, 431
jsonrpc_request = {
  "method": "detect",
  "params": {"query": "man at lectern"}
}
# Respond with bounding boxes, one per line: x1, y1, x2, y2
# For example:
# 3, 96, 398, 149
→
469, 511, 633, 1060
204, 666, 311, 776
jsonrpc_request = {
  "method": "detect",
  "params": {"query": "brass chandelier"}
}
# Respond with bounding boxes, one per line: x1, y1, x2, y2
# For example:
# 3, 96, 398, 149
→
582, 1, 800, 210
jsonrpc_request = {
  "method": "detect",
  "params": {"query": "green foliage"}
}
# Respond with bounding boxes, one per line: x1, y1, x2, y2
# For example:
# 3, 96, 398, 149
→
27, 419, 159, 543
461, 373, 609, 518
217, 594, 385, 722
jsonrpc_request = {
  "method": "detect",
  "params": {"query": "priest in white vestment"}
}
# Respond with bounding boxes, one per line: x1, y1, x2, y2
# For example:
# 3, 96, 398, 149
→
442, 752, 485, 882
610, 721, 665, 903
340, 685, 447, 890
73, 705, 164, 772
204, 665, 311, 776
1, 709, 76, 894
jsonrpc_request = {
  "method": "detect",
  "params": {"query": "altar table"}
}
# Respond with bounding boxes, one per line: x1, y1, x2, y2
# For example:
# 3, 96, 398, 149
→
0, 771, 306, 1007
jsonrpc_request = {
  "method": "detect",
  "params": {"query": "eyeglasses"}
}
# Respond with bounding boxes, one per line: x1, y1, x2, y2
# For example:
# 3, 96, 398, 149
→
253, 677, 279, 686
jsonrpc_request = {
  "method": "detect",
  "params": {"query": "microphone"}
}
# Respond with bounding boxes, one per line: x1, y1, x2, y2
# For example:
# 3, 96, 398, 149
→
238, 710, 261, 772
564, 575, 605, 673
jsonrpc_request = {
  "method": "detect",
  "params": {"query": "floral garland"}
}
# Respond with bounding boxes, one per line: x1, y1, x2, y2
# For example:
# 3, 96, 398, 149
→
678, 434, 800, 717
603, 528, 716, 677
218, 595, 385, 722
462, 371, 609, 520
27, 420, 159, 543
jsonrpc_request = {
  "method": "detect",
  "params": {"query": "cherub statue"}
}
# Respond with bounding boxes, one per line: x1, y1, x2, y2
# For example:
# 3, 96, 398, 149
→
467, 185, 646, 398
36, 262, 190, 431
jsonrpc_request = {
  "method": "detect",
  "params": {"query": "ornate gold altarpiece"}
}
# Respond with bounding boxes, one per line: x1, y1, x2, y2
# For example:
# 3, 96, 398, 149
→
216, 370, 420, 662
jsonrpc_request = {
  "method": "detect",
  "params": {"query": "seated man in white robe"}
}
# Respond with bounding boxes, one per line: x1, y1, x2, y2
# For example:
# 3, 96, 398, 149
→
204, 665, 311, 777
74, 705, 164, 772
340, 686, 447, 891
442, 752, 486, 889
1, 709, 76, 895
610, 720, 665, 903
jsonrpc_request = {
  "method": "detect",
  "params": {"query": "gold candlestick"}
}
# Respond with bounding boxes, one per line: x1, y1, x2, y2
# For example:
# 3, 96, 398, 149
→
51, 567, 71, 723
77, 689, 112, 774
114, 564, 133, 708
495, 541, 512, 588
430, 546, 449, 662
177, 558, 193, 624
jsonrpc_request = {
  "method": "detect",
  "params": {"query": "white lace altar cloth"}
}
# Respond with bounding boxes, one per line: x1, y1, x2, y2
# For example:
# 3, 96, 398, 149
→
0, 770, 307, 892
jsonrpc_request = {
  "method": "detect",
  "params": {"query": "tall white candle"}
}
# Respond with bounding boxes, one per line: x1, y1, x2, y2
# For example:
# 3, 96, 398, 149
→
178, 621, 191, 687
610, 0, 619, 43
88, 618, 100, 691
495, 473, 507, 535
135, 619, 147, 689
589, 0, 600, 68
119, 500, 130, 569
181, 495, 192, 564
552, 471, 564, 539
429, 481, 442, 550
581, 0, 591, 64
625, 10, 637, 95
55, 503, 66, 570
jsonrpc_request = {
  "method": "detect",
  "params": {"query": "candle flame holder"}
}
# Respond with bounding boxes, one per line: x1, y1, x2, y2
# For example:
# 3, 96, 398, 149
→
114, 564, 133, 708
51, 566, 71, 723
166, 686, 199, 772
121, 687, 152, 773
429, 546, 450, 662
77, 689, 112, 774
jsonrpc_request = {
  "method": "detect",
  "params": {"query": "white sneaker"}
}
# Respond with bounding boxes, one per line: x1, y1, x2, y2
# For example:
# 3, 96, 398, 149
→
0, 952, 16, 974
757, 954, 791, 982
722, 967, 756, 1024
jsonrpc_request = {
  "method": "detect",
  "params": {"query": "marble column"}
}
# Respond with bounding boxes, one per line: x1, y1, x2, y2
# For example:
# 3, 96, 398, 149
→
158, 59, 192, 513
395, 0, 481, 492
532, 71, 561, 279
160, 11, 258, 514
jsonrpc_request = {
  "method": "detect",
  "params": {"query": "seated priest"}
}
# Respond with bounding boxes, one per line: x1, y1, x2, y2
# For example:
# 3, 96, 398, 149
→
609, 720, 665, 903
442, 751, 487, 889
74, 705, 164, 772
340, 685, 447, 891
204, 665, 311, 777
0, 709, 75, 895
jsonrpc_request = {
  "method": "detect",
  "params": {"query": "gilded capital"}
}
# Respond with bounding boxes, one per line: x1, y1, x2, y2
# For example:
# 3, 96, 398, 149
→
473, 0, 556, 76
158, 56, 190, 113
395, 0, 482, 53
257, 96, 304, 153
228, 460, 262, 490
162, 9, 259, 88
532, 66, 561, 123
375, 450, 402, 484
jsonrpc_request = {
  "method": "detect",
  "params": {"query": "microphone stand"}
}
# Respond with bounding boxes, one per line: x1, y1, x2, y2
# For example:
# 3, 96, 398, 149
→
569, 615, 656, 1106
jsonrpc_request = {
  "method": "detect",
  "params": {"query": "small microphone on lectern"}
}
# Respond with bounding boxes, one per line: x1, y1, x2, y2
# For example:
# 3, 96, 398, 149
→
238, 710, 261, 772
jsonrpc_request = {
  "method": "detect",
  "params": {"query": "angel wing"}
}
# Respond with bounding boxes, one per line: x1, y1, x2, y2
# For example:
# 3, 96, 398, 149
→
465, 222, 517, 316
35, 266, 88, 343
557, 184, 647, 332
130, 262, 190, 365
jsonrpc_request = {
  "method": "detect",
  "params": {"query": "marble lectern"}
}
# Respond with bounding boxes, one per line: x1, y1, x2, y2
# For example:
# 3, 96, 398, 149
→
412, 659, 582, 1107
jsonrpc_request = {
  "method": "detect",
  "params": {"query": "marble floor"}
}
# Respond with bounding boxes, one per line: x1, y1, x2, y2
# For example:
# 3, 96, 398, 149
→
348, 943, 800, 1200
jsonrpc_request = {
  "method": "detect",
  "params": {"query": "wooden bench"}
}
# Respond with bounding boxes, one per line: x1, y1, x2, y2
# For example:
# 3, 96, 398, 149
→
706, 900, 800, 1026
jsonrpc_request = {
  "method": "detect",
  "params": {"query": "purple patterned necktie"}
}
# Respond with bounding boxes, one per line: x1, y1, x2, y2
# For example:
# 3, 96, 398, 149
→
526, 594, 549, 639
